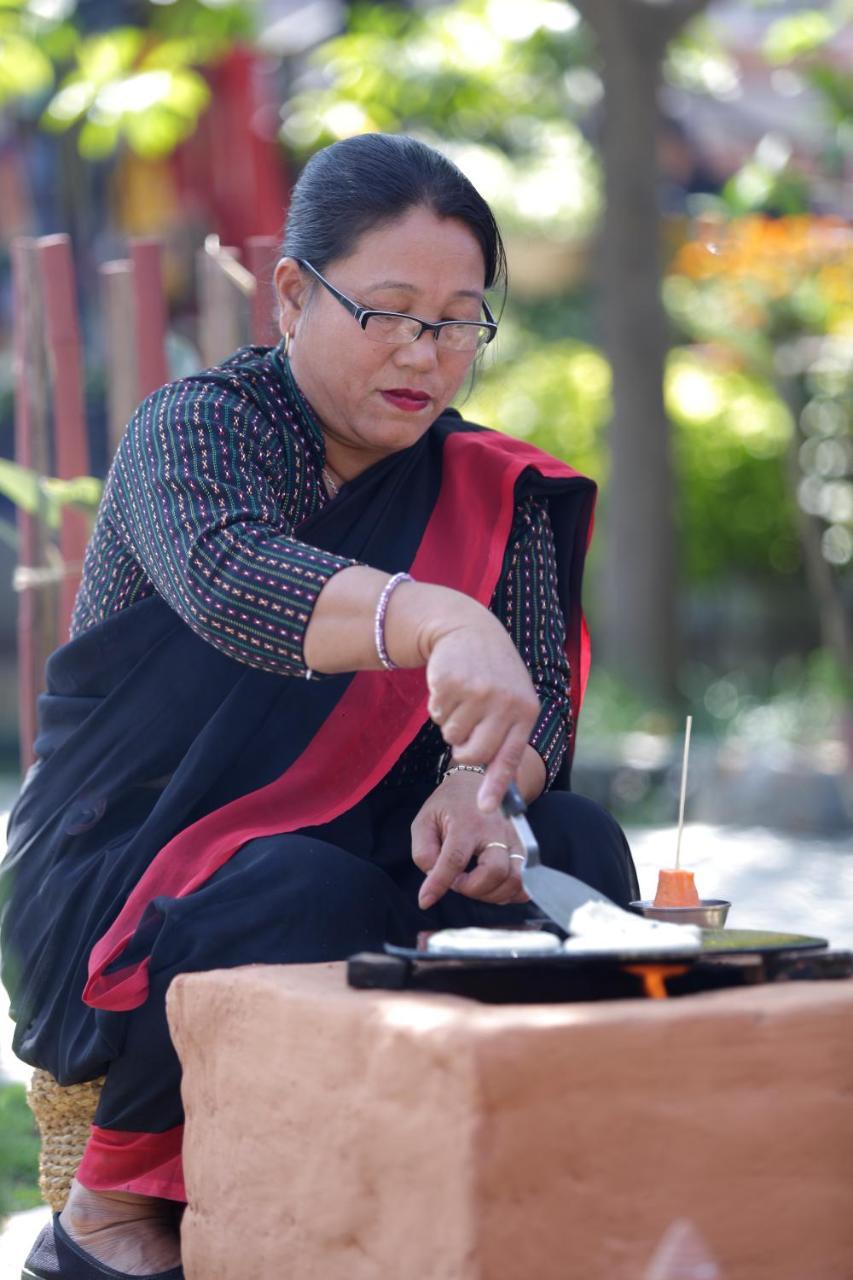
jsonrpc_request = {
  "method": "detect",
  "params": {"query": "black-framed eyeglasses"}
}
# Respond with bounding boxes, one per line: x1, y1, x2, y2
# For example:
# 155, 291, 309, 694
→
296, 259, 497, 352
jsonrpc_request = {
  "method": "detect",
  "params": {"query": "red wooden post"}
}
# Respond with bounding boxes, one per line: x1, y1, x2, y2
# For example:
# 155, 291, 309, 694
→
99, 259, 139, 456
37, 234, 90, 642
246, 235, 281, 347
129, 238, 169, 398
12, 238, 57, 771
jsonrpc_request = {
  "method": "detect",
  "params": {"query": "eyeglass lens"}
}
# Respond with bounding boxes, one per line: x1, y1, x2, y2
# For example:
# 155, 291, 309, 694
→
364, 313, 490, 350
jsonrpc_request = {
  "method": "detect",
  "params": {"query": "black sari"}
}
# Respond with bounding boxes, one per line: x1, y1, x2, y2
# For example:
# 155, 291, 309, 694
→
0, 412, 616, 1199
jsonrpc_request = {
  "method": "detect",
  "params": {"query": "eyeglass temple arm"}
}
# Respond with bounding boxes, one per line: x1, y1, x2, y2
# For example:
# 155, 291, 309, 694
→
299, 257, 497, 336
297, 258, 367, 324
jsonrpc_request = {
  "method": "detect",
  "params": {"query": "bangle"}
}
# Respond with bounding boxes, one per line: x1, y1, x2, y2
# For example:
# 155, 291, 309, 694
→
374, 572, 413, 671
442, 763, 486, 782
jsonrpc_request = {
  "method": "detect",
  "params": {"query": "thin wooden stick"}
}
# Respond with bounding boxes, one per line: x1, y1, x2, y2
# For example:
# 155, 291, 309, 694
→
674, 715, 693, 870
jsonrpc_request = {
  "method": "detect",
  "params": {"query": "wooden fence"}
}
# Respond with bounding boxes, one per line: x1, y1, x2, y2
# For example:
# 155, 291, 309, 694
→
11, 232, 280, 770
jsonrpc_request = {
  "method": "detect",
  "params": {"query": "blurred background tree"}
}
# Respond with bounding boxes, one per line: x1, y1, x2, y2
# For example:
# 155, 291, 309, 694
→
0, 0, 252, 160
1, 0, 851, 1233
0, 0, 850, 773
275, 0, 851, 718
667, 214, 852, 673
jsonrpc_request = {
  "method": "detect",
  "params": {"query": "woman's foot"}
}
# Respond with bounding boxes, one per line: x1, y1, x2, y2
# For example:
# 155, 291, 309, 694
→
57, 1178, 182, 1276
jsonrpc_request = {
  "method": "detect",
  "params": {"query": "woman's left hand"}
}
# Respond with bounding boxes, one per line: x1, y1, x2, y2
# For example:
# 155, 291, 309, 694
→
411, 773, 530, 910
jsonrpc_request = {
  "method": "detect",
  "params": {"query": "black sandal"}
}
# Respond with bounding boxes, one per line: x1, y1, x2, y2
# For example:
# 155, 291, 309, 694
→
22, 1214, 184, 1280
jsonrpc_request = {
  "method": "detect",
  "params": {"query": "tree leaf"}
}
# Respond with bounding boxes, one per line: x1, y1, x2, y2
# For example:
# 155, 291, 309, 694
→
0, 459, 59, 526
140, 35, 208, 71
0, 460, 103, 526
78, 114, 121, 159
41, 475, 103, 512
0, 32, 54, 103
123, 101, 197, 157
41, 71, 94, 127
76, 27, 145, 85
763, 11, 836, 64
162, 66, 210, 118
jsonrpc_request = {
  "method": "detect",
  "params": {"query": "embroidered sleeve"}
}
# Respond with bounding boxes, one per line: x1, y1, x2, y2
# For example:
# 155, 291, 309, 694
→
102, 375, 356, 677
490, 496, 572, 788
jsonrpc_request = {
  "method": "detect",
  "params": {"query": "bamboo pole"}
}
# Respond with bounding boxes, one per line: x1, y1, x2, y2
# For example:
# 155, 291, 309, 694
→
37, 234, 90, 641
246, 235, 281, 347
99, 259, 139, 456
130, 238, 169, 398
198, 236, 253, 367
12, 238, 57, 771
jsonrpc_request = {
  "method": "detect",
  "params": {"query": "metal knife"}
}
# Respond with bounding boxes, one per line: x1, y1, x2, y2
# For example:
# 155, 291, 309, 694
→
501, 782, 617, 932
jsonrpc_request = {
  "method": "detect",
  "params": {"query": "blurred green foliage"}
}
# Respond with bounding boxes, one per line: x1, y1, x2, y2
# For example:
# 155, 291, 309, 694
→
464, 337, 798, 583
666, 351, 801, 580
0, 1081, 41, 1225
285, 0, 596, 148
288, 0, 849, 595
665, 18, 741, 100
464, 338, 608, 476
0, 459, 102, 554
283, 0, 601, 239
0, 0, 256, 158
1, 0, 846, 696
721, 146, 812, 217
580, 647, 850, 746
0, 459, 102, 526
698, 647, 851, 743
762, 7, 842, 64
724, 0, 853, 216
666, 216, 853, 575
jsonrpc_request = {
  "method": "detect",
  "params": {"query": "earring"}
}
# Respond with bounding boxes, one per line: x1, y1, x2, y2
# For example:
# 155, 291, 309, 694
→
282, 332, 292, 356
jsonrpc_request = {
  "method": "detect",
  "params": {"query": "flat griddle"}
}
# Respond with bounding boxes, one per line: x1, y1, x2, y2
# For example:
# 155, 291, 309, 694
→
347, 929, 850, 1003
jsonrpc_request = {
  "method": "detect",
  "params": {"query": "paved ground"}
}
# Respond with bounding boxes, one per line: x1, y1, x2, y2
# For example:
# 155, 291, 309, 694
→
2, 1204, 50, 1276
629, 822, 853, 948
2, 818, 852, 1273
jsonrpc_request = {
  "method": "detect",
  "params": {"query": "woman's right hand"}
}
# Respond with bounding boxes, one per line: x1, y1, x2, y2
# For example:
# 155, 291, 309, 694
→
387, 582, 541, 813
304, 568, 541, 811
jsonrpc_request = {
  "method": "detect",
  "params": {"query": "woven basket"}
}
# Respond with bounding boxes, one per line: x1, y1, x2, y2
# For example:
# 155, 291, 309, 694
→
27, 1069, 105, 1211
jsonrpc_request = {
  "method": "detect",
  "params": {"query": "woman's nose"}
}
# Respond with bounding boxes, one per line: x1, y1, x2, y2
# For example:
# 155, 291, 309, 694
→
392, 330, 440, 371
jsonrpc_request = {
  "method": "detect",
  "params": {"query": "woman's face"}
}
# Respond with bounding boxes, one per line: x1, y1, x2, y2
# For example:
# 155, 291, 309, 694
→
275, 205, 488, 477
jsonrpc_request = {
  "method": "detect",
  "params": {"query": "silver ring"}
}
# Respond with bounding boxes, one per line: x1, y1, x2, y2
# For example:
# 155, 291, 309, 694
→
508, 853, 527, 863
483, 841, 510, 851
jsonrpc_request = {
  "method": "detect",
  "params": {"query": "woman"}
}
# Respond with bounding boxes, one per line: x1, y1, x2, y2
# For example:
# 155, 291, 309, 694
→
3, 133, 638, 1280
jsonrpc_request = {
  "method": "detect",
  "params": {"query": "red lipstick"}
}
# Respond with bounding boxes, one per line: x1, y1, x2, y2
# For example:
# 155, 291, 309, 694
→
381, 388, 431, 413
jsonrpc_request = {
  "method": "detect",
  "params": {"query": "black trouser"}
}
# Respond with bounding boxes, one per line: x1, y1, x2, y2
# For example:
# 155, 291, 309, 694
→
86, 787, 638, 1191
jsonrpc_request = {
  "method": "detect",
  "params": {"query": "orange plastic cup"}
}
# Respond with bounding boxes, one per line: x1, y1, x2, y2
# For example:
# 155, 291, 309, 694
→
653, 868, 701, 908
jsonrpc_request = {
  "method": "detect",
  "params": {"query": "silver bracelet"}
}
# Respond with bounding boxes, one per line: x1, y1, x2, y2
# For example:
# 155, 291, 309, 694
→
374, 572, 413, 671
442, 763, 486, 781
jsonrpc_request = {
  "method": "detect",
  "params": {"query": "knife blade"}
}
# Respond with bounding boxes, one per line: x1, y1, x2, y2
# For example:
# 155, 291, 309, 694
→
501, 782, 628, 932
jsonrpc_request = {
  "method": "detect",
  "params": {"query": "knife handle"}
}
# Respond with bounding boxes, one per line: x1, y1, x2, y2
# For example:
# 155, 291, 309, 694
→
501, 782, 527, 819
501, 782, 542, 865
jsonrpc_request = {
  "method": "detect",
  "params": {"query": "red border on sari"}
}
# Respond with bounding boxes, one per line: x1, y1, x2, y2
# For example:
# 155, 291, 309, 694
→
77, 1124, 186, 1201
83, 430, 594, 1013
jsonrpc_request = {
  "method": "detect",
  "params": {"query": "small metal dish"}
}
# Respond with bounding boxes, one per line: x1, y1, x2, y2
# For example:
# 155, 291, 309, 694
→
629, 899, 731, 928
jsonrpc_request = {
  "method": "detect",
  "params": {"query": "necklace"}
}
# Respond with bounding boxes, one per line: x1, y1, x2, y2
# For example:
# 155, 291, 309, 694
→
322, 466, 340, 498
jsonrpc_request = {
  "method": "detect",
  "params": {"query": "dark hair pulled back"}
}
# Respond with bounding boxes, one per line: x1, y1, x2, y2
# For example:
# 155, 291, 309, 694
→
282, 133, 507, 295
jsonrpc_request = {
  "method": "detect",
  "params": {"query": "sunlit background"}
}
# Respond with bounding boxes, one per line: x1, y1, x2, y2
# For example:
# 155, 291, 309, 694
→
0, 0, 851, 1243
2, 0, 850, 811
